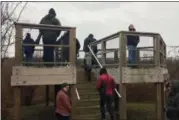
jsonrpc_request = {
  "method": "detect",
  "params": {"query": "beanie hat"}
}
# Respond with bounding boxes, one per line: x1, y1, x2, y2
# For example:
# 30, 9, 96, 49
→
61, 83, 69, 89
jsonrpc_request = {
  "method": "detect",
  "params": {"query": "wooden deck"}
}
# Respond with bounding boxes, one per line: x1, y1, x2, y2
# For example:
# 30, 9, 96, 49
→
92, 67, 168, 84
11, 66, 76, 86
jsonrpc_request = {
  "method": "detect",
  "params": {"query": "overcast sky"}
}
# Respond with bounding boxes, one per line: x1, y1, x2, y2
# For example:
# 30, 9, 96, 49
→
8, 2, 179, 57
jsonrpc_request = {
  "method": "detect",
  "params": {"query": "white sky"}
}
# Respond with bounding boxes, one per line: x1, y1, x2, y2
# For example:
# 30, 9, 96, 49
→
6, 2, 179, 57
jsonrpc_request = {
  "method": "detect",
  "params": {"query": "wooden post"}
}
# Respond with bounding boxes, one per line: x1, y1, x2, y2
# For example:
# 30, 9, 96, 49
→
136, 48, 140, 67
15, 24, 23, 65
114, 50, 118, 63
70, 85, 77, 119
13, 24, 23, 120
13, 87, 21, 120
69, 28, 76, 66
45, 86, 49, 106
69, 28, 77, 119
119, 32, 127, 120
154, 35, 164, 120
101, 41, 106, 64
153, 35, 160, 67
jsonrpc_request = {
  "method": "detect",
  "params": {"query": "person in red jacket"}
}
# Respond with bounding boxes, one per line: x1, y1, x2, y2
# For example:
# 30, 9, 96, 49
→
55, 83, 71, 120
96, 67, 116, 120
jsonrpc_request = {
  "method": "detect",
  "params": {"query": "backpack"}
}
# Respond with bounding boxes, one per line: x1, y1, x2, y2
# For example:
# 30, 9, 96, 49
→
100, 75, 109, 96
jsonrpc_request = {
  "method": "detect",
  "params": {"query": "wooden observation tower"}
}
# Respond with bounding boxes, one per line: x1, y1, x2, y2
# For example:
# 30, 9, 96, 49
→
11, 22, 168, 120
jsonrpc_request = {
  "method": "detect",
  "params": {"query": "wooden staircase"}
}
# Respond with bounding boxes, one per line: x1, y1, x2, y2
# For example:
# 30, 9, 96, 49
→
74, 68, 111, 120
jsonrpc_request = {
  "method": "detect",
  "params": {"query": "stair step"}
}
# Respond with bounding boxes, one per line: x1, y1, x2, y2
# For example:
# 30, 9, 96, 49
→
74, 114, 100, 120
80, 92, 99, 99
78, 89, 98, 94
77, 82, 96, 89
74, 113, 111, 120
76, 105, 100, 114
76, 99, 99, 107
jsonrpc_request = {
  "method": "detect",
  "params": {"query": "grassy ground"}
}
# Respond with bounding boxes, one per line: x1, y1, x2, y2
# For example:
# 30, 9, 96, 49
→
4, 103, 156, 120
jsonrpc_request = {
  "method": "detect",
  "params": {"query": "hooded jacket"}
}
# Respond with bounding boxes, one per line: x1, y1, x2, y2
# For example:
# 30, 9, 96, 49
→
39, 9, 61, 44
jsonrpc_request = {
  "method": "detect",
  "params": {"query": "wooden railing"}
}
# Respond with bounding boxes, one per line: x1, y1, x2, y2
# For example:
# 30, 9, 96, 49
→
14, 22, 76, 66
89, 30, 167, 68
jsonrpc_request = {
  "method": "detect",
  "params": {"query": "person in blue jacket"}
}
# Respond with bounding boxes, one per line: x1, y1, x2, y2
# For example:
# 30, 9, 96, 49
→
23, 33, 35, 66
126, 24, 140, 68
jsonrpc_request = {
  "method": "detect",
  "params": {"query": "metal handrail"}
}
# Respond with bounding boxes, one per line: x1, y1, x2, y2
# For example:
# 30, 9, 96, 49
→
88, 45, 122, 98
88, 45, 103, 68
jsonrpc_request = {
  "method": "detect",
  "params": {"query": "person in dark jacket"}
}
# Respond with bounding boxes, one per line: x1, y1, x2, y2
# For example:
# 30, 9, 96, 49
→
83, 34, 98, 81
56, 31, 81, 63
127, 24, 140, 68
36, 8, 61, 67
55, 83, 71, 120
23, 33, 35, 66
96, 68, 116, 120
165, 80, 179, 120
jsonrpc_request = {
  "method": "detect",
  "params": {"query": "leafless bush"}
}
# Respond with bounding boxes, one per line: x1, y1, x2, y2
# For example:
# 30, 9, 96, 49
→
1, 2, 27, 62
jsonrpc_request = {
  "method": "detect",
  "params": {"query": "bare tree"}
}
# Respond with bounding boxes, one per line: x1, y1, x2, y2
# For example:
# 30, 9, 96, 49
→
1, 2, 28, 63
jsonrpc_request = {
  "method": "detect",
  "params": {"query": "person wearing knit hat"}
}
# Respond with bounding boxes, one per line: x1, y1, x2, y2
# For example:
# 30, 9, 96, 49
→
55, 83, 71, 120
126, 24, 140, 68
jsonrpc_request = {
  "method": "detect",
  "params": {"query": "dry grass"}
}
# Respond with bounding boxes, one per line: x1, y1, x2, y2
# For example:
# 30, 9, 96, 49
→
3, 103, 155, 120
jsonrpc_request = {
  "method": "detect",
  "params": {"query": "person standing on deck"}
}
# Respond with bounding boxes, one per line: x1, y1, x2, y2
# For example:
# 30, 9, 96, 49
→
56, 31, 81, 64
36, 8, 61, 67
23, 33, 35, 66
96, 68, 116, 120
83, 34, 98, 81
126, 24, 140, 68
56, 83, 72, 120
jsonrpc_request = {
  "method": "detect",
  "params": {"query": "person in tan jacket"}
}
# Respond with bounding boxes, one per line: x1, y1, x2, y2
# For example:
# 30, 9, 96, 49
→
55, 83, 71, 120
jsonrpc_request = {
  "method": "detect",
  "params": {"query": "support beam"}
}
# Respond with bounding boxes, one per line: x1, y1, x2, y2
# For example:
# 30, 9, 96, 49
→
15, 25, 23, 65
156, 83, 164, 120
13, 87, 21, 120
70, 85, 77, 119
114, 50, 118, 62
119, 33, 127, 120
69, 28, 76, 66
13, 24, 22, 120
154, 35, 164, 120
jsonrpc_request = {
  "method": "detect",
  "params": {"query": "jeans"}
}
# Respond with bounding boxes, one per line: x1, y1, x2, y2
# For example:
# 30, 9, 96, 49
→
128, 45, 137, 66
56, 113, 70, 120
100, 93, 114, 120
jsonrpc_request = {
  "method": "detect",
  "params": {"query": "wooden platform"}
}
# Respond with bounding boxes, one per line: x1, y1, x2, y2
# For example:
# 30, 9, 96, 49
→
11, 66, 76, 86
122, 67, 168, 83
92, 67, 168, 84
